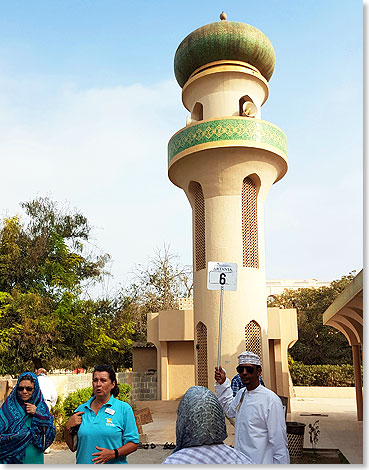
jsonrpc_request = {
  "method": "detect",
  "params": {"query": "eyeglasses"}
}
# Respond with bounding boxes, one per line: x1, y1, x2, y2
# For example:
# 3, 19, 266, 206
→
17, 386, 34, 392
236, 365, 256, 374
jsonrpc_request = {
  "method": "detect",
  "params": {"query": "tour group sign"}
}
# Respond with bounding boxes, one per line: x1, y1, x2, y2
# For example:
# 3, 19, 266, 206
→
207, 261, 238, 367
207, 261, 238, 291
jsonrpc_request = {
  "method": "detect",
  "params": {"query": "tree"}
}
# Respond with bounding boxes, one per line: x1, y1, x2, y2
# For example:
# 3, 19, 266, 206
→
0, 199, 192, 374
268, 273, 355, 364
123, 245, 193, 341
0, 197, 135, 375
0, 198, 109, 297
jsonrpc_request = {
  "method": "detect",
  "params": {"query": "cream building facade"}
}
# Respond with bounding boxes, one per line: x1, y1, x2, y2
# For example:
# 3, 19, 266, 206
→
266, 279, 331, 299
148, 14, 298, 404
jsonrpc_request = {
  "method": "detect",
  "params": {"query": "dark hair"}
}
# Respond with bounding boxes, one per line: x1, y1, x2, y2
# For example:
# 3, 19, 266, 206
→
93, 364, 119, 397
19, 374, 35, 383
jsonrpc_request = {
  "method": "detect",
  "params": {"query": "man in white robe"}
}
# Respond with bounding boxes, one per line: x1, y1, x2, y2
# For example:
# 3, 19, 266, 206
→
215, 351, 290, 464
36, 368, 58, 454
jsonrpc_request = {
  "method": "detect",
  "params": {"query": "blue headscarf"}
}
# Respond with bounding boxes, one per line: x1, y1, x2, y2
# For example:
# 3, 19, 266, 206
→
0, 371, 56, 464
173, 386, 228, 453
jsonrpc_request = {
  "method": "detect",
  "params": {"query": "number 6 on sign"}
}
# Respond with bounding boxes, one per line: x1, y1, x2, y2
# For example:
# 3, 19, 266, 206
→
219, 273, 226, 285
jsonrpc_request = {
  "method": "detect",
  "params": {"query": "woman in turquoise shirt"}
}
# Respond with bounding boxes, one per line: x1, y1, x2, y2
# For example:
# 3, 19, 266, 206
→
0, 371, 56, 464
65, 364, 139, 464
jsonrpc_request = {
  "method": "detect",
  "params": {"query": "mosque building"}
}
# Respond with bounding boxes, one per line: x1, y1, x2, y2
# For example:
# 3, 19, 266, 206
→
146, 13, 298, 404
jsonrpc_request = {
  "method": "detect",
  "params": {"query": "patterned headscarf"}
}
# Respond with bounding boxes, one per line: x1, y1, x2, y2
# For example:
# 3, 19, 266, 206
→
0, 371, 56, 464
237, 351, 261, 366
173, 386, 227, 453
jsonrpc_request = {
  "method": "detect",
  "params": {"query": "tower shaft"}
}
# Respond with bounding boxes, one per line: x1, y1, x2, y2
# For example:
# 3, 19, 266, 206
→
169, 20, 287, 389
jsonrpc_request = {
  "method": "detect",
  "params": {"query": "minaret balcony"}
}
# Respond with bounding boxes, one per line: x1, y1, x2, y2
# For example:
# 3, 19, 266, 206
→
168, 116, 287, 182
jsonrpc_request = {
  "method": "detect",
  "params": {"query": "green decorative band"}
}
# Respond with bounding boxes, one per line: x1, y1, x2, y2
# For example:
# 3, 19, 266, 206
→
168, 117, 287, 164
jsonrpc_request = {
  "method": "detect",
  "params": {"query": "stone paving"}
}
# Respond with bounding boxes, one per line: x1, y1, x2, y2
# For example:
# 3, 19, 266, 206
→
45, 446, 173, 465
45, 396, 363, 465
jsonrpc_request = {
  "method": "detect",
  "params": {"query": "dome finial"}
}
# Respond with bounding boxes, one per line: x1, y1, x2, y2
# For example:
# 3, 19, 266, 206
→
220, 11, 227, 21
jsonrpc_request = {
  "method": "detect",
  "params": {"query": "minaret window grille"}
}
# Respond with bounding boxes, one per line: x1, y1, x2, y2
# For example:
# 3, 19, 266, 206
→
196, 322, 208, 388
242, 177, 259, 268
190, 182, 206, 271
245, 320, 262, 366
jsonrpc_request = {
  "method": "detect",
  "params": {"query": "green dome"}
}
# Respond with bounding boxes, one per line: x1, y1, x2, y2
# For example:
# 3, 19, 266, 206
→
174, 21, 275, 88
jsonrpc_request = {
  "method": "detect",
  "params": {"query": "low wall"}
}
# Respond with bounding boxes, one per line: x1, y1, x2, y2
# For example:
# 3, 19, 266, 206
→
131, 372, 157, 402
293, 386, 356, 398
41, 371, 156, 402
3, 376, 354, 404
0, 371, 157, 405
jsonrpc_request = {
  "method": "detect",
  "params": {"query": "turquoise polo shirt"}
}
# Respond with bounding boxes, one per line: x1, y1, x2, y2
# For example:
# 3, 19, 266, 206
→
74, 395, 139, 464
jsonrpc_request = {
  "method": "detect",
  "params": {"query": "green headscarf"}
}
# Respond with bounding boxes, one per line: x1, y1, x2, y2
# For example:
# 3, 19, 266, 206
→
173, 386, 227, 452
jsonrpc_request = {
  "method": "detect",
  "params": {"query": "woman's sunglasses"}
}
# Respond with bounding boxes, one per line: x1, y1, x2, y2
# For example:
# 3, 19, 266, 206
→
17, 386, 34, 392
236, 365, 256, 374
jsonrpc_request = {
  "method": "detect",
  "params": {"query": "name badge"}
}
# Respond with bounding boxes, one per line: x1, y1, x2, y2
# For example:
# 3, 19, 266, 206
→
105, 408, 115, 415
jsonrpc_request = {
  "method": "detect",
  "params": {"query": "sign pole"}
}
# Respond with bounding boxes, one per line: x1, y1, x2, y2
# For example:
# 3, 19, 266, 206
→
217, 285, 224, 368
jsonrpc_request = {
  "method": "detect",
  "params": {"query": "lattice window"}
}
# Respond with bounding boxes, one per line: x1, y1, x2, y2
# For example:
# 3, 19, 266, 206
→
242, 177, 259, 268
196, 322, 208, 388
245, 320, 262, 366
189, 182, 206, 271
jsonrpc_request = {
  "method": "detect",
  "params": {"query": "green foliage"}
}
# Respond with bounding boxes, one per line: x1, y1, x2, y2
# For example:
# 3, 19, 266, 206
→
63, 387, 95, 418
0, 197, 135, 374
0, 198, 193, 374
0, 199, 109, 297
289, 361, 361, 386
268, 273, 356, 364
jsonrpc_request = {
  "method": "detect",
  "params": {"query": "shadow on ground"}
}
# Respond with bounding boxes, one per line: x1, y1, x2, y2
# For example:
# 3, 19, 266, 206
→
290, 449, 349, 464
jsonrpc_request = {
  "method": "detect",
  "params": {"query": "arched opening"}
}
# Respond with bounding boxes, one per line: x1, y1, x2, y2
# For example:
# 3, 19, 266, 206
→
196, 322, 208, 387
192, 102, 203, 121
239, 95, 255, 116
242, 176, 259, 268
189, 181, 206, 271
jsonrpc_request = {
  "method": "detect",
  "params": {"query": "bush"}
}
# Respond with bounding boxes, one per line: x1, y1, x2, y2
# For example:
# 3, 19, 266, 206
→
63, 387, 94, 419
290, 362, 362, 386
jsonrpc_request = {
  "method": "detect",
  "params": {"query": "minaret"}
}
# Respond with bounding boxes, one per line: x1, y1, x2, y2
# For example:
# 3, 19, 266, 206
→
168, 13, 287, 388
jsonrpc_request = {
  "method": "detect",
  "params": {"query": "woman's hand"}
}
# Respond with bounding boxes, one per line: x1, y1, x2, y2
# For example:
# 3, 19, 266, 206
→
65, 411, 84, 432
92, 446, 115, 464
25, 403, 37, 414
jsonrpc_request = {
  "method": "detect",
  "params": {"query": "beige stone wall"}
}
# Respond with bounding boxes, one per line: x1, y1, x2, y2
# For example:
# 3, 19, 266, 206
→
158, 310, 194, 341
182, 63, 269, 120
132, 348, 157, 372
167, 341, 195, 400
267, 307, 298, 409
146, 310, 195, 400
147, 306, 298, 401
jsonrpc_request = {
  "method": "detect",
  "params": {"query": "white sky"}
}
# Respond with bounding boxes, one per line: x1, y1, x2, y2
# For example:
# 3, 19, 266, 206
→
0, 1, 364, 298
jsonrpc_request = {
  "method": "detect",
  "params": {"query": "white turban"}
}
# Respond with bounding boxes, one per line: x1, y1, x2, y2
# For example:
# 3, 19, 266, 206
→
237, 351, 261, 366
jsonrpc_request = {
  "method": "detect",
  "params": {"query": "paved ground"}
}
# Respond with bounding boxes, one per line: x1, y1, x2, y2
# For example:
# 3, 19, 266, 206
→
45, 446, 173, 464
45, 396, 363, 465
289, 397, 363, 465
